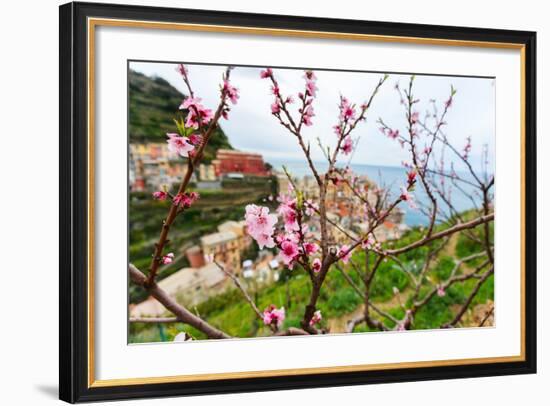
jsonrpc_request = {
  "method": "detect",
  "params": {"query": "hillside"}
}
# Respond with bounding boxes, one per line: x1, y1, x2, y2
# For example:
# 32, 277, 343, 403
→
130, 222, 494, 342
129, 69, 232, 161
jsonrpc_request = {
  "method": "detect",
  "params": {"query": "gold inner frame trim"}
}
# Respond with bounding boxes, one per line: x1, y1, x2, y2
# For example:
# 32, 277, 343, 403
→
87, 17, 527, 388
90, 355, 524, 388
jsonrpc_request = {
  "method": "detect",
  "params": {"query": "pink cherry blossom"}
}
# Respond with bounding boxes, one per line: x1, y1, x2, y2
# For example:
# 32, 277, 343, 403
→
341, 136, 353, 155
173, 191, 200, 208
410, 111, 419, 124
305, 80, 318, 98
285, 95, 294, 104
387, 129, 400, 139
302, 105, 315, 126
339, 97, 356, 121
152, 191, 168, 201
279, 231, 300, 244
186, 106, 214, 129
244, 204, 278, 249
223, 79, 239, 104
277, 197, 299, 232
278, 193, 296, 207
362, 234, 375, 250
271, 101, 281, 114
221, 108, 231, 120
245, 204, 267, 221
338, 245, 352, 264
179, 96, 200, 110
342, 106, 355, 120
463, 136, 472, 160
245, 205, 277, 233
255, 233, 276, 249
407, 170, 417, 185
437, 285, 446, 297
303, 70, 317, 81
175, 64, 188, 78
303, 242, 319, 255
282, 208, 299, 232
179, 97, 214, 129
279, 240, 299, 266
263, 305, 285, 328
172, 192, 187, 207
304, 70, 318, 97
400, 186, 417, 209
161, 252, 174, 265
188, 133, 203, 146
312, 258, 322, 273
305, 200, 319, 216
309, 310, 322, 326
331, 176, 343, 186
166, 133, 195, 157
260, 68, 273, 79
187, 191, 199, 204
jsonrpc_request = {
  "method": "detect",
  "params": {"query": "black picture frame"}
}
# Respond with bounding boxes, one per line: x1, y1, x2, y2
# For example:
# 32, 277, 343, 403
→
59, 1, 537, 403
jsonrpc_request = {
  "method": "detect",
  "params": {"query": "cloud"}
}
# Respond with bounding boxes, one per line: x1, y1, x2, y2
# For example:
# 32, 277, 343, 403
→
130, 61, 495, 170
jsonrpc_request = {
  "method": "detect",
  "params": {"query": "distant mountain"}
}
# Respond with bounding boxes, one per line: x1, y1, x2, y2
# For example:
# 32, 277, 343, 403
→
129, 70, 232, 161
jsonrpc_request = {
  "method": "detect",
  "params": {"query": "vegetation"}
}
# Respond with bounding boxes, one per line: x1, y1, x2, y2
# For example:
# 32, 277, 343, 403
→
129, 176, 275, 303
129, 216, 494, 342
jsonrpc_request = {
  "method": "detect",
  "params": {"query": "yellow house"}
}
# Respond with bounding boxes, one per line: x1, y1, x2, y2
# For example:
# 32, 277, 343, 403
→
201, 230, 241, 273
217, 220, 252, 251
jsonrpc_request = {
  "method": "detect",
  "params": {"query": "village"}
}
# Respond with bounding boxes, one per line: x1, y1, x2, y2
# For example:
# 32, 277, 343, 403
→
129, 142, 407, 319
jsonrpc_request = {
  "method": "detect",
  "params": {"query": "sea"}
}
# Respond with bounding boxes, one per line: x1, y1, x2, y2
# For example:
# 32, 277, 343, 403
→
267, 159, 484, 227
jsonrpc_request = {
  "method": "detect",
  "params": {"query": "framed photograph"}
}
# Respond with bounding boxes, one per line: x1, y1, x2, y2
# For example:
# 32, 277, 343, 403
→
59, 1, 536, 403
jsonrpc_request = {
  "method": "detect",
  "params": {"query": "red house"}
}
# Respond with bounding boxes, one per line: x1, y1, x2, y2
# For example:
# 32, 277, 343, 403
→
212, 149, 270, 177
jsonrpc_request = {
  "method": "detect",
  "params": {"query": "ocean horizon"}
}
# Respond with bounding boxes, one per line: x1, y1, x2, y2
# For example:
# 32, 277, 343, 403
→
266, 158, 482, 227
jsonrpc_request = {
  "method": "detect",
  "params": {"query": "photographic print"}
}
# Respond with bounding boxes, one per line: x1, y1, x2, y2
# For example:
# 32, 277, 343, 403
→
60, 4, 536, 401
128, 62, 495, 343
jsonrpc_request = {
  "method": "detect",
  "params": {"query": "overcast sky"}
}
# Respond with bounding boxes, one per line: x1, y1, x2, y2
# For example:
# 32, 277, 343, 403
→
130, 61, 495, 172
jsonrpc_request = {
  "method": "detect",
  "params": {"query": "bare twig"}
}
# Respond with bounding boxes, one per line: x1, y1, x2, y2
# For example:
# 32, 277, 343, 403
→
386, 214, 494, 256
273, 327, 310, 336
146, 68, 233, 286
478, 306, 495, 327
129, 264, 231, 339
442, 267, 494, 328
213, 260, 265, 324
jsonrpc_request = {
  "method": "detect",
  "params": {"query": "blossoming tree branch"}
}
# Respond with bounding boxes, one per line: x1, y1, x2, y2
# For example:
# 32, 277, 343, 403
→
129, 65, 494, 340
